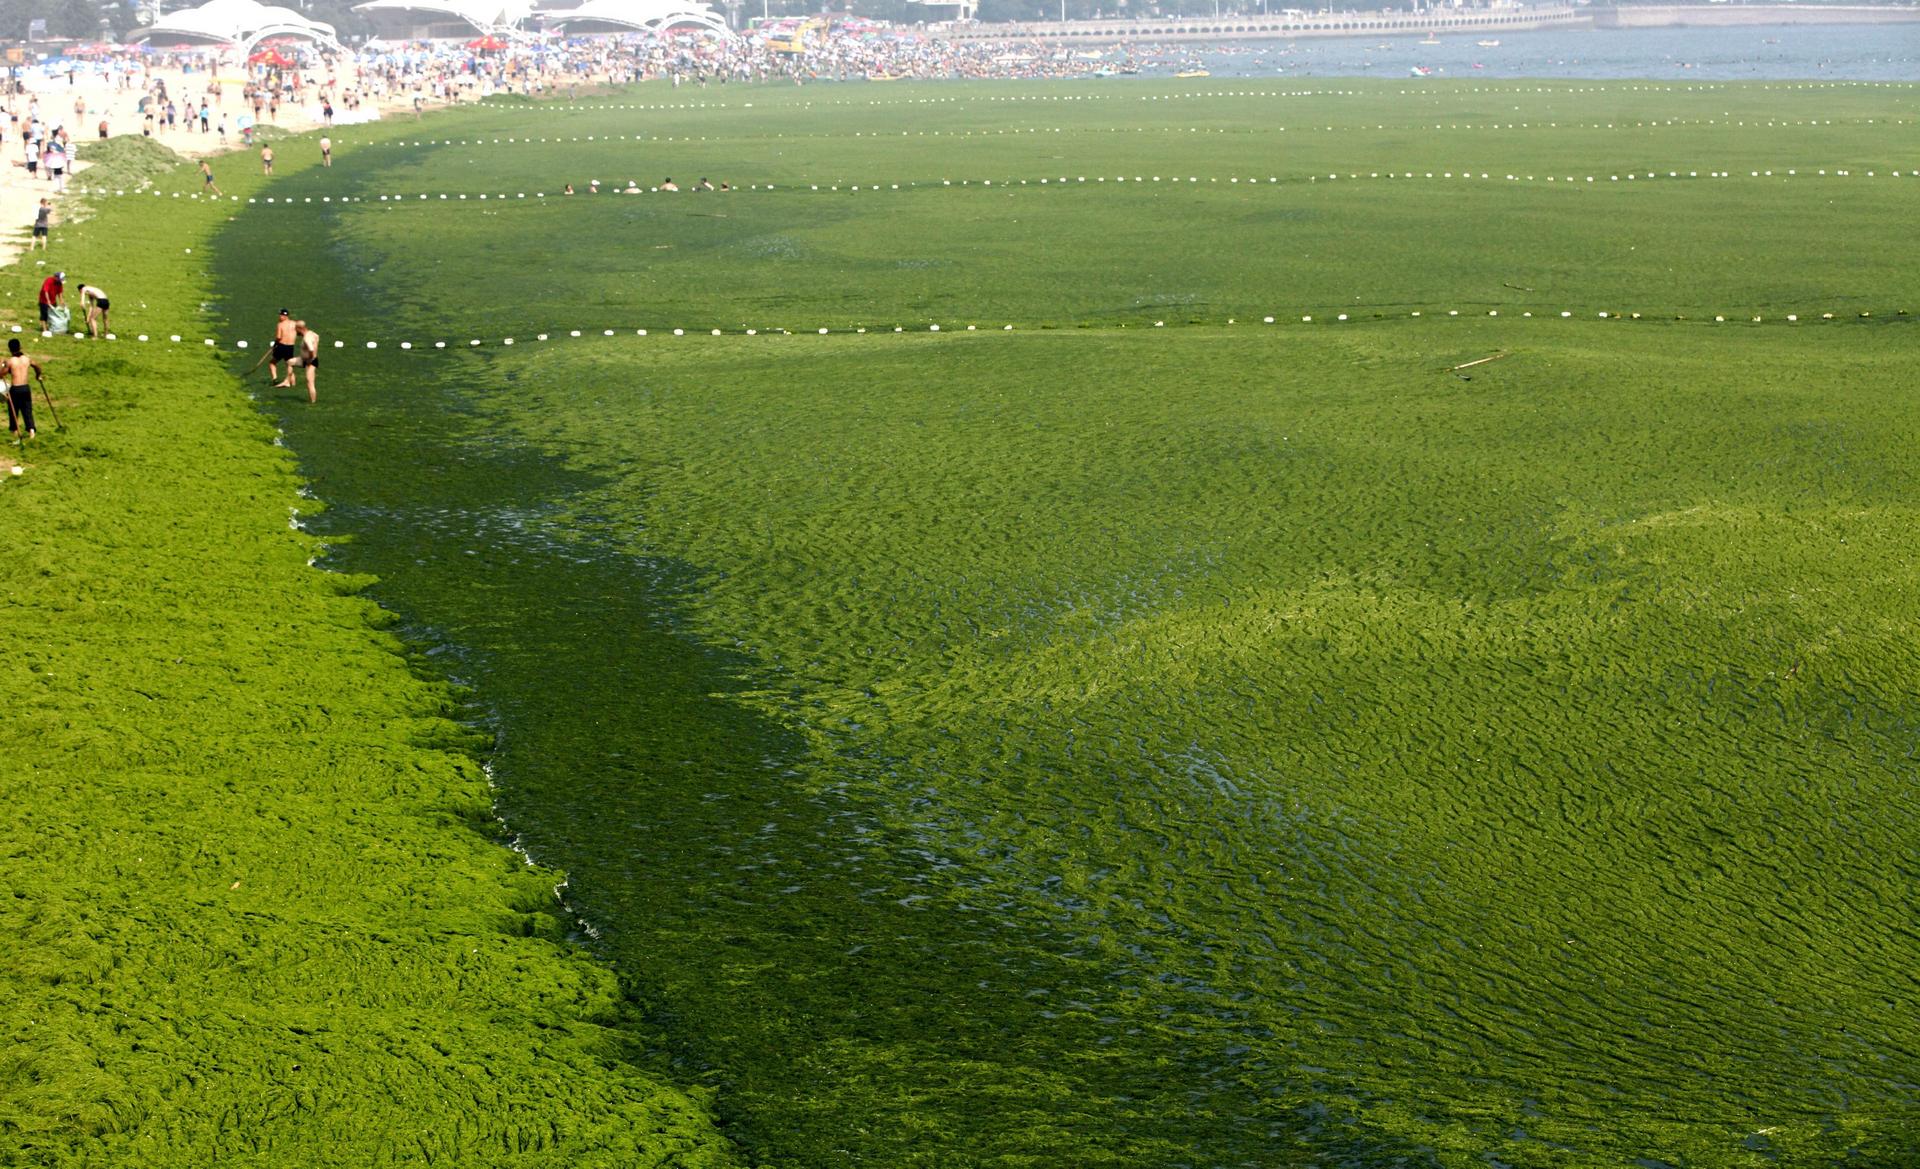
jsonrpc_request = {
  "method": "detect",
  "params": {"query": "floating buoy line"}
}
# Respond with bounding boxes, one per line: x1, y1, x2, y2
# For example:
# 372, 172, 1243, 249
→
13, 306, 1905, 355
318, 113, 1918, 153
73, 163, 1920, 209
528, 79, 1919, 116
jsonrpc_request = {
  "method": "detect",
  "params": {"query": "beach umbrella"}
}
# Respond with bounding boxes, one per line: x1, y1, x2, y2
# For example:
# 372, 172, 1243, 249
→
249, 48, 294, 67
466, 35, 507, 52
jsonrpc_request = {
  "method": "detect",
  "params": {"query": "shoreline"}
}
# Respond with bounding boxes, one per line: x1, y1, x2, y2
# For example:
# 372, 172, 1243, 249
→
0, 103, 742, 1167
0, 63, 451, 272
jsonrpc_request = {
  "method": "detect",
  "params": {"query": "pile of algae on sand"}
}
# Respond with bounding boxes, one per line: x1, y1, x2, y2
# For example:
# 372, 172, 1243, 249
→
0, 135, 740, 1167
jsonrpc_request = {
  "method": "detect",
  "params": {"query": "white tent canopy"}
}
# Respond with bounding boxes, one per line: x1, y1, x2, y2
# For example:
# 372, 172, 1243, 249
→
354, 0, 535, 38
127, 0, 341, 52
540, 0, 729, 35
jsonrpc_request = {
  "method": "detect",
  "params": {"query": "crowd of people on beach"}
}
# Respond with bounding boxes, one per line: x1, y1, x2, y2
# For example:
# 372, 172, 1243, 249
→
0, 19, 1218, 463
13, 24, 1179, 116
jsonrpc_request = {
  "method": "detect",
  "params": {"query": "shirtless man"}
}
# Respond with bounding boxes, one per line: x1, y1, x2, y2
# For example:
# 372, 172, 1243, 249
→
275, 320, 320, 403
5, 339, 46, 442
319, 135, 331, 167
267, 309, 298, 383
261, 144, 273, 175
77, 281, 109, 338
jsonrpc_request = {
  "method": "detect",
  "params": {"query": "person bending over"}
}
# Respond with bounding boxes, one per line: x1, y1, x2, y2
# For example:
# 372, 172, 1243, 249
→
78, 281, 109, 338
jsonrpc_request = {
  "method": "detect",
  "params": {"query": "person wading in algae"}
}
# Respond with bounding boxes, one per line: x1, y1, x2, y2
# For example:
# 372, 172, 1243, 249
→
275, 319, 321, 404
256, 309, 298, 384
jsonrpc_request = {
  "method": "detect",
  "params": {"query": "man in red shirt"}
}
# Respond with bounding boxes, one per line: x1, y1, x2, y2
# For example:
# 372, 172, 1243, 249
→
37, 272, 63, 330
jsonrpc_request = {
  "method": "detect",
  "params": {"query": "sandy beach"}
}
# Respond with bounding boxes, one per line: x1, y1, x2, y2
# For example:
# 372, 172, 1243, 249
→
0, 63, 384, 270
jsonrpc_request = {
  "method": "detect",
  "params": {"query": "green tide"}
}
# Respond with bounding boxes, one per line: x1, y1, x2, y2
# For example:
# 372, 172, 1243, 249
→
11, 75, 1919, 1169
228, 78, 1920, 1167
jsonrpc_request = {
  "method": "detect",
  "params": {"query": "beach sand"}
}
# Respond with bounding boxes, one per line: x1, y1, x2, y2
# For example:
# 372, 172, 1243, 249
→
0, 65, 408, 270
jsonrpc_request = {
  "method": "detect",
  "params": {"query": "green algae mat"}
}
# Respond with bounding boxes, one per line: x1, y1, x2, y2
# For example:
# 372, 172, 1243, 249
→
11, 79, 1920, 1167
0, 138, 739, 1167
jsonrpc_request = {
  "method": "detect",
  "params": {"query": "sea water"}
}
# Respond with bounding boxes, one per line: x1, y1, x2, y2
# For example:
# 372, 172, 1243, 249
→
1180, 22, 1920, 80
219, 53, 1920, 1169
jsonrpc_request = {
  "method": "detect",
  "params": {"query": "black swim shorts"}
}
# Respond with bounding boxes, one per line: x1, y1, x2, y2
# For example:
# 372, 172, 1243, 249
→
272, 341, 296, 361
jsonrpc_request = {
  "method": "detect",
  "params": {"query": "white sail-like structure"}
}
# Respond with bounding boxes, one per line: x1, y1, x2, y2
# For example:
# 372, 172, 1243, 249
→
128, 0, 341, 52
541, 0, 729, 36
354, 0, 535, 39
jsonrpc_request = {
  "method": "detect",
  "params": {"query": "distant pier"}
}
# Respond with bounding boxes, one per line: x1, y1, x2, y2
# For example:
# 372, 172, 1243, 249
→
932, 4, 1920, 43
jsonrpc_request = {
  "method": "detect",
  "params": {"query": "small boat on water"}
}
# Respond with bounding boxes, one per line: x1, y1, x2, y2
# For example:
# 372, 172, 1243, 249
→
1174, 69, 1211, 78
1419, 35, 1440, 45
1410, 65, 1434, 76
1477, 39, 1501, 48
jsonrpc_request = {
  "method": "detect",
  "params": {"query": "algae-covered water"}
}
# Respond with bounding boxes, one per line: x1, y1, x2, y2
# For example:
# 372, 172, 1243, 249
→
217, 81, 1920, 1166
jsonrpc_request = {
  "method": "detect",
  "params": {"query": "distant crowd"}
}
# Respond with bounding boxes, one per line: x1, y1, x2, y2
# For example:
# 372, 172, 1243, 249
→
13, 25, 1177, 123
